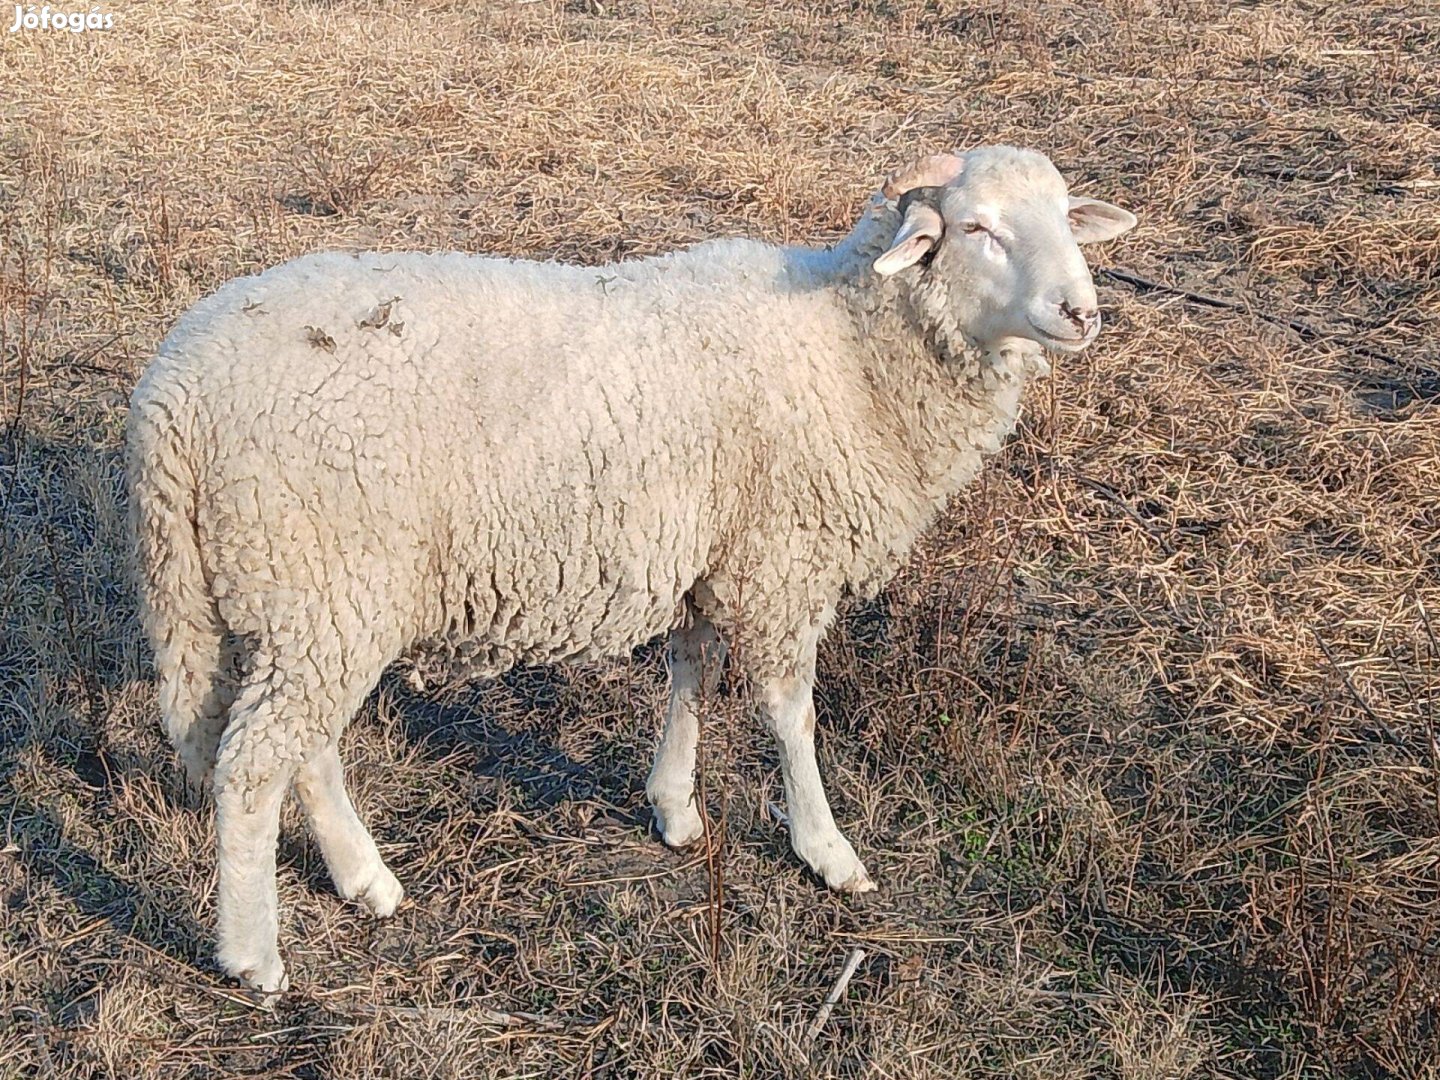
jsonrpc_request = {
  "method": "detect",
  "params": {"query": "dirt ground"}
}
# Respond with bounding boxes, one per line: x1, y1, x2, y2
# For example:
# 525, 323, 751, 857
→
2, 1, 1438, 1076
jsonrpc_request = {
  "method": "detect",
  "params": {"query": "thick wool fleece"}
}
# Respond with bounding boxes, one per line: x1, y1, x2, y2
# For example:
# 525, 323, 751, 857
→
126, 201, 1045, 792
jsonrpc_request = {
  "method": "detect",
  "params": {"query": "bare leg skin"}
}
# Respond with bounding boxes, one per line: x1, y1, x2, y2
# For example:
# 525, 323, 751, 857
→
758, 628, 876, 894
294, 743, 403, 916
646, 611, 726, 848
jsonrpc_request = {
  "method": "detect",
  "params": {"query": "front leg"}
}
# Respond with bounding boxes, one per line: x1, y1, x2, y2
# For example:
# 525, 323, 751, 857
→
758, 630, 876, 894
646, 609, 726, 848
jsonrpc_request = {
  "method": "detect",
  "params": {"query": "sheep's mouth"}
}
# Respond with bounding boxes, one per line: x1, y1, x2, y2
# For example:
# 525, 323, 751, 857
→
1026, 321, 1096, 353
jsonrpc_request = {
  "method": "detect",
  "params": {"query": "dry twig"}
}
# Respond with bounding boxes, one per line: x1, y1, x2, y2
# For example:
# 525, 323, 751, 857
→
804, 948, 867, 1045
1099, 267, 1399, 364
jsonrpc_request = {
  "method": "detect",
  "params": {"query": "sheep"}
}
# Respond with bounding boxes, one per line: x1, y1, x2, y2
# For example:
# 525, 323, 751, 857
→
126, 145, 1136, 992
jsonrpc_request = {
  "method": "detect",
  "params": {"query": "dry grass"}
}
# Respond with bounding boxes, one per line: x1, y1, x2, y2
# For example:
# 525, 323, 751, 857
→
2, 1, 1439, 1076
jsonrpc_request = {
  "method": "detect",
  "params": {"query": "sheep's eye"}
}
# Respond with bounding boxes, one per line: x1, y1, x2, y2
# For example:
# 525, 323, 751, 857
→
962, 221, 987, 235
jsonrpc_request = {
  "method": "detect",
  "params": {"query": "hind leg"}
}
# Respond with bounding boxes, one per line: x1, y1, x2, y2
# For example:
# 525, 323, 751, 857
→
211, 629, 393, 992
294, 743, 403, 916
211, 658, 299, 993
156, 618, 246, 791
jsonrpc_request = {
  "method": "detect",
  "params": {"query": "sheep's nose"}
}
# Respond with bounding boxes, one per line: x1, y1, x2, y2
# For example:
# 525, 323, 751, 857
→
1061, 300, 1099, 335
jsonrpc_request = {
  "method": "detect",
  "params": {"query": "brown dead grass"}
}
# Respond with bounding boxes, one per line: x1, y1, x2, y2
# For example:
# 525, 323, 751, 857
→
2, 0, 1439, 1077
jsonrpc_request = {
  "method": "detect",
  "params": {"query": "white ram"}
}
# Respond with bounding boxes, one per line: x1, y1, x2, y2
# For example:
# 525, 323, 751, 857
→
126, 145, 1136, 991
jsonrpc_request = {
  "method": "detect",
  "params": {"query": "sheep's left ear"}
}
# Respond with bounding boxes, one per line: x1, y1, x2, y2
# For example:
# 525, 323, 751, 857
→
1068, 197, 1137, 244
874, 197, 946, 276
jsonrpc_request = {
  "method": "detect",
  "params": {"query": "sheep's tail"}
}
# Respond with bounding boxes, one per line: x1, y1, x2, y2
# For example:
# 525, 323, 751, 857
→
126, 377, 234, 790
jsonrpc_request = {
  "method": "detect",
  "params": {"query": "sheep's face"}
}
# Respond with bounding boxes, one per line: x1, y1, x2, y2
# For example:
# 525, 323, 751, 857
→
874, 146, 1136, 354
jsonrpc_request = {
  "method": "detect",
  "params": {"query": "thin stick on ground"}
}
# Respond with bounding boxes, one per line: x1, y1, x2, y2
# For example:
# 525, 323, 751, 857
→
804, 947, 867, 1045
1313, 628, 1401, 746
695, 708, 724, 971
694, 634, 726, 973
1098, 266, 1401, 365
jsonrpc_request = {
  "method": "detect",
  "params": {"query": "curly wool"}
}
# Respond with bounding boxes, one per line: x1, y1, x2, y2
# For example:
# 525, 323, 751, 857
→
126, 200, 1046, 790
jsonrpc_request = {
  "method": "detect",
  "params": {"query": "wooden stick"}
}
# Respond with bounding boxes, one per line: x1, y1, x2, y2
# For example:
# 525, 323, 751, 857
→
1312, 629, 1402, 746
805, 948, 866, 1044
1098, 266, 1400, 365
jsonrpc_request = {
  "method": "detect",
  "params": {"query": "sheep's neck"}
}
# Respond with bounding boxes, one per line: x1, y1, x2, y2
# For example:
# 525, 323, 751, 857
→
820, 202, 1044, 483
868, 302, 1035, 494
820, 245, 1041, 488
786, 216, 1047, 588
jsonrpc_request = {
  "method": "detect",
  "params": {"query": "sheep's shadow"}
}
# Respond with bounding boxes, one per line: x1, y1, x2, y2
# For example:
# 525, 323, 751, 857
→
0, 436, 139, 691
4, 786, 212, 985
380, 644, 668, 821
0, 432, 220, 1004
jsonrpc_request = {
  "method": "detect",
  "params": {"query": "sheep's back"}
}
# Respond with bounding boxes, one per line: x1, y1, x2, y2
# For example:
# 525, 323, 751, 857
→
141, 250, 734, 669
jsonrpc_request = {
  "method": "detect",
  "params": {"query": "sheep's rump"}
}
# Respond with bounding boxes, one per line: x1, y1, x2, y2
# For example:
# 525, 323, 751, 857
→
131, 250, 760, 678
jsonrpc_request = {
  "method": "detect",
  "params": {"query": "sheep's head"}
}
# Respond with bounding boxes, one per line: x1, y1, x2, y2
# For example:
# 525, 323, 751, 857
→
873, 146, 1136, 354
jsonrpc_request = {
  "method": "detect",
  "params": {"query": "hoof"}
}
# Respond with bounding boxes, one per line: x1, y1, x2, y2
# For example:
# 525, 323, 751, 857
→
795, 832, 876, 895
220, 948, 288, 995
652, 802, 705, 849
836, 865, 878, 894
337, 861, 404, 918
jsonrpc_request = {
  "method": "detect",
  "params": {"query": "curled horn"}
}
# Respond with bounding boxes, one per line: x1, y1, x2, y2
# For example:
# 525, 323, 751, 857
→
880, 152, 966, 201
